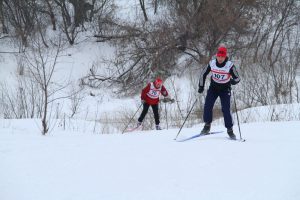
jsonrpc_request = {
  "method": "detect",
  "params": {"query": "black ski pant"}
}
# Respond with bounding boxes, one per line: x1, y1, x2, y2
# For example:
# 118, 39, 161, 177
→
138, 103, 160, 125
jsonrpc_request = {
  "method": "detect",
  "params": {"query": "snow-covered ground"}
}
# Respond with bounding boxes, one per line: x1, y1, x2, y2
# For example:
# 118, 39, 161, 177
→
1, 120, 299, 200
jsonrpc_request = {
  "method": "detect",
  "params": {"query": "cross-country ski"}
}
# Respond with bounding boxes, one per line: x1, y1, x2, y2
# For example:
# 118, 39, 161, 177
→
176, 131, 224, 142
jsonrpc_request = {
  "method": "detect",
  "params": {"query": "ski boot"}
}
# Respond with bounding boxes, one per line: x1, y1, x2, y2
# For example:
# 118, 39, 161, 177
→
227, 127, 236, 140
200, 123, 211, 135
156, 125, 162, 130
136, 121, 142, 128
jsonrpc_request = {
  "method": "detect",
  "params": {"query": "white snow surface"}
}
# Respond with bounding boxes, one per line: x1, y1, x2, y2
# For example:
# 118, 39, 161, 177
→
1, 120, 300, 200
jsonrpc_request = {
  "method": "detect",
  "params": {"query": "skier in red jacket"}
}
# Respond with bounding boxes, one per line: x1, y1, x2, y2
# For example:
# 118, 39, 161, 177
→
137, 78, 170, 130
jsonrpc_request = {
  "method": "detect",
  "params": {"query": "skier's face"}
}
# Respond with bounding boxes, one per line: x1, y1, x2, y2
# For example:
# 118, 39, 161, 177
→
155, 82, 162, 88
216, 56, 226, 64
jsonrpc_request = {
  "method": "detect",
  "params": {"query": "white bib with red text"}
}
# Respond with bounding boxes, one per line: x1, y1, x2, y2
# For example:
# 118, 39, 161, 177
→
147, 82, 161, 99
210, 59, 233, 84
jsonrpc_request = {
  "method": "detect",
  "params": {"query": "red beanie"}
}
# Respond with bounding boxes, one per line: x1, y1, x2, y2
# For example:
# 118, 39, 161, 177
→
216, 46, 227, 57
154, 78, 163, 87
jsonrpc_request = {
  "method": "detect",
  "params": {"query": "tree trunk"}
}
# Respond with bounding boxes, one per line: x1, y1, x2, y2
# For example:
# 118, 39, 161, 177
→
42, 89, 48, 135
139, 0, 148, 21
46, 0, 56, 30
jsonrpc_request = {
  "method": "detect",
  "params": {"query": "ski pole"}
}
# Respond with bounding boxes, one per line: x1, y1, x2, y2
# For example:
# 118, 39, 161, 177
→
165, 102, 168, 129
122, 103, 143, 134
232, 90, 243, 140
174, 98, 198, 140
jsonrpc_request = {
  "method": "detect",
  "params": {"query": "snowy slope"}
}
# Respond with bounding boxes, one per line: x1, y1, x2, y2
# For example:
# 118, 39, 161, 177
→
1, 121, 300, 200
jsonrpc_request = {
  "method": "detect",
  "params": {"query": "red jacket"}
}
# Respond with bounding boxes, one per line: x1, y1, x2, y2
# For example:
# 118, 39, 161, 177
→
141, 82, 168, 105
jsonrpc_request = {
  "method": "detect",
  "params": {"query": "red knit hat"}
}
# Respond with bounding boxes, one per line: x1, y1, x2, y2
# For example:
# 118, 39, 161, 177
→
216, 46, 227, 57
154, 78, 163, 87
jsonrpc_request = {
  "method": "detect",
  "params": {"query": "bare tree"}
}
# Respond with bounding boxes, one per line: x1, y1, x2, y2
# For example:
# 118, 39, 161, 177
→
54, 0, 77, 45
0, 0, 8, 34
90, 19, 179, 95
53, 0, 109, 45
68, 0, 93, 27
139, 0, 148, 21
87, 0, 258, 95
68, 84, 85, 118
237, 0, 300, 106
22, 37, 70, 135
153, 0, 158, 14
2, 0, 37, 46
44, 0, 57, 31
0, 73, 43, 119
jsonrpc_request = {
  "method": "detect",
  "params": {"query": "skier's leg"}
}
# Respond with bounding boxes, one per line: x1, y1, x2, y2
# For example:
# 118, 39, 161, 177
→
219, 90, 233, 129
151, 104, 160, 126
203, 87, 218, 124
220, 90, 236, 139
138, 103, 150, 124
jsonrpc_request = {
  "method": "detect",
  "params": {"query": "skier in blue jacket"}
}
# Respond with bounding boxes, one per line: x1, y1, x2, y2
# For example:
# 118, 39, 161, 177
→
198, 46, 240, 139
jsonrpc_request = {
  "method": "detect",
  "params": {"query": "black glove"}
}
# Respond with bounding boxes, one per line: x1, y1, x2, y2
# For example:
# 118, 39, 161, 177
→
162, 97, 175, 103
230, 79, 238, 85
198, 87, 204, 93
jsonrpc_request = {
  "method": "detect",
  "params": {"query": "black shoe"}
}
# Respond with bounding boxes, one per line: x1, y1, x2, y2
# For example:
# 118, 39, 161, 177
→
136, 121, 142, 128
227, 128, 236, 140
156, 125, 162, 130
200, 123, 211, 135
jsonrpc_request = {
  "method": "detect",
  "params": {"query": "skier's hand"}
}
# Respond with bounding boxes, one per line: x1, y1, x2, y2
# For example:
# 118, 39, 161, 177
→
162, 97, 175, 103
141, 99, 145, 104
198, 87, 204, 93
230, 79, 239, 85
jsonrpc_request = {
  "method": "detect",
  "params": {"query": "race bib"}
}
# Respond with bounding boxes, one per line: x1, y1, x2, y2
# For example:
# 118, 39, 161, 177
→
147, 82, 161, 99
